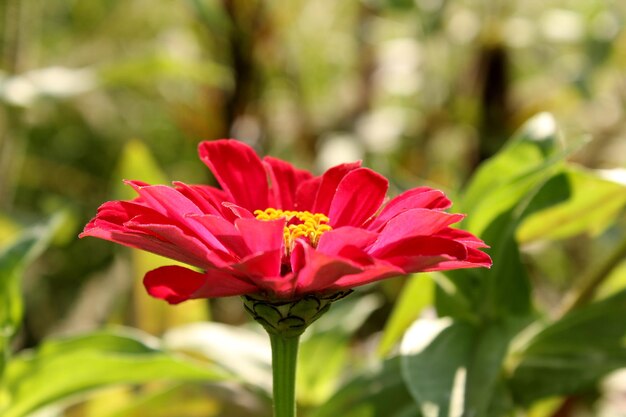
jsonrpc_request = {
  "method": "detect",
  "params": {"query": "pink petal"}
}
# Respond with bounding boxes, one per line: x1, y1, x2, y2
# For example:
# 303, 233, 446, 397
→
331, 263, 404, 290
367, 187, 452, 231
173, 182, 228, 216
221, 202, 255, 220
234, 250, 283, 286
187, 214, 248, 258
144, 265, 259, 304
81, 201, 220, 269
374, 235, 469, 272
123, 219, 233, 267
434, 228, 490, 249
264, 156, 314, 210
328, 168, 388, 227
235, 218, 285, 255
312, 161, 361, 214
294, 177, 322, 212
198, 140, 269, 211
291, 243, 362, 295
369, 209, 465, 254
317, 227, 378, 256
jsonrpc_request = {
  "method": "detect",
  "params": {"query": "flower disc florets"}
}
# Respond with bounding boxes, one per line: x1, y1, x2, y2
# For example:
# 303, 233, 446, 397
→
254, 208, 332, 253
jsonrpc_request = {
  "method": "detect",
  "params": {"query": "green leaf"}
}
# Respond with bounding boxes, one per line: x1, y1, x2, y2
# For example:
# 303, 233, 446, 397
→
510, 288, 626, 404
0, 214, 65, 377
462, 113, 560, 222
298, 294, 382, 405
0, 328, 229, 417
309, 357, 420, 417
439, 171, 573, 320
378, 274, 434, 357
518, 166, 626, 243
163, 322, 272, 393
400, 318, 510, 417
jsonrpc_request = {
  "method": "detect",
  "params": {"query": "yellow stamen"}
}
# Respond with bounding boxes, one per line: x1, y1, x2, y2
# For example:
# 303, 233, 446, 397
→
254, 208, 332, 251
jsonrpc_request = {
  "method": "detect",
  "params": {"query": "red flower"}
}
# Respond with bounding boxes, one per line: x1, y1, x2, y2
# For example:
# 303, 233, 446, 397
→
81, 140, 491, 304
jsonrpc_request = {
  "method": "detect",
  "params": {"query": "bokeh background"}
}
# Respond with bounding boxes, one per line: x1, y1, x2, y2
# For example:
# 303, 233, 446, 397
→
1, 0, 626, 416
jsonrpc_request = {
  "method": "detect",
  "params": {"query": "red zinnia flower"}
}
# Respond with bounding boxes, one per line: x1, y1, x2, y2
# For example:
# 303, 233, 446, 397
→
81, 140, 491, 304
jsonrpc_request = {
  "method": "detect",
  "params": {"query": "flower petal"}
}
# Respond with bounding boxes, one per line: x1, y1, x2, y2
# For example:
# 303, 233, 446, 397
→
264, 156, 314, 210
331, 263, 404, 290
374, 235, 469, 272
294, 177, 322, 211
312, 161, 361, 214
235, 218, 285, 255
292, 244, 362, 295
434, 228, 490, 249
187, 214, 247, 258
81, 201, 220, 269
198, 140, 269, 211
144, 265, 259, 304
317, 227, 378, 256
328, 168, 388, 227
173, 182, 228, 216
369, 208, 465, 254
367, 187, 452, 231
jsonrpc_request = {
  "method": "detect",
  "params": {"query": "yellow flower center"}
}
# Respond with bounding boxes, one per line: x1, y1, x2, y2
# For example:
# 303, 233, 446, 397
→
254, 208, 332, 250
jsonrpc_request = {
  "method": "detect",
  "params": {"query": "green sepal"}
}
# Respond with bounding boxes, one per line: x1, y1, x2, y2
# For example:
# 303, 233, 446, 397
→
242, 291, 352, 338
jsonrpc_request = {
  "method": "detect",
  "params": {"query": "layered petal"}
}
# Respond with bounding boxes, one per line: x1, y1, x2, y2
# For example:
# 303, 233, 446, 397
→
369, 209, 465, 255
366, 187, 452, 231
198, 140, 269, 211
328, 168, 388, 228
311, 161, 361, 214
264, 156, 314, 210
144, 265, 258, 304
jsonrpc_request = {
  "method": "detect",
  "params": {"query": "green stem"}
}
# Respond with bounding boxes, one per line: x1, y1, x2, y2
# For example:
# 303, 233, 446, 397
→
269, 332, 300, 417
558, 234, 626, 318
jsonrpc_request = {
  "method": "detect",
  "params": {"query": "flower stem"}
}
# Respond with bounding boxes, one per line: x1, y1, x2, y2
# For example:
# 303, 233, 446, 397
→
269, 332, 300, 417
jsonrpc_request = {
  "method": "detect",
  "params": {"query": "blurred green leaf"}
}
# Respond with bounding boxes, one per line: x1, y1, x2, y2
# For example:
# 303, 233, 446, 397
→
309, 357, 420, 417
462, 112, 561, 231
0, 214, 65, 377
438, 113, 580, 320
400, 318, 510, 417
0, 215, 21, 246
163, 322, 272, 393
298, 294, 382, 405
99, 54, 231, 89
518, 166, 626, 243
509, 288, 626, 405
0, 328, 229, 417
377, 274, 434, 357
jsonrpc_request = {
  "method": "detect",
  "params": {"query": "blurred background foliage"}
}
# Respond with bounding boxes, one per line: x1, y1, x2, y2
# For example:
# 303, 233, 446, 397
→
1, 0, 626, 416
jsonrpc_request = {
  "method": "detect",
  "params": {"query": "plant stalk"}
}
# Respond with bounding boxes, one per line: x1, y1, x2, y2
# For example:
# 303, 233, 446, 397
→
557, 234, 626, 317
269, 332, 299, 417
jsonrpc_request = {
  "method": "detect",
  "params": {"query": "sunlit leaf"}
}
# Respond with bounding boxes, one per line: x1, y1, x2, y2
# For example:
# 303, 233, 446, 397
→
163, 322, 272, 393
400, 318, 511, 417
0, 214, 65, 377
462, 112, 561, 227
0, 329, 229, 417
377, 274, 434, 357
309, 357, 419, 417
298, 294, 382, 405
518, 166, 626, 243
509, 288, 626, 404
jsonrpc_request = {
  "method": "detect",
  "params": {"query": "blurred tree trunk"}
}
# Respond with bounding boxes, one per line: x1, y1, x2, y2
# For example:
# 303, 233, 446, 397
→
476, 42, 512, 161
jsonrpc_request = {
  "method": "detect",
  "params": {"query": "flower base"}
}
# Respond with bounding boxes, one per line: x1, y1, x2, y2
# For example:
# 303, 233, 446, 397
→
242, 290, 352, 338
